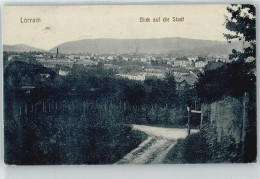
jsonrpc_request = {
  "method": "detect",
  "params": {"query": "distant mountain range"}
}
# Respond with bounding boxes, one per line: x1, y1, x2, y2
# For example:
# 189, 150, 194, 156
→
4, 37, 243, 55
3, 44, 44, 52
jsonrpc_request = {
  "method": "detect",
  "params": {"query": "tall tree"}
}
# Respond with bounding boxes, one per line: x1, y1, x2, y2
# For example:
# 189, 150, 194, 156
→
224, 4, 256, 61
223, 4, 256, 163
195, 4, 256, 102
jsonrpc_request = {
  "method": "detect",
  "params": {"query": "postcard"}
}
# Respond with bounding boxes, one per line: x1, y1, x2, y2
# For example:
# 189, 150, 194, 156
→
3, 4, 256, 165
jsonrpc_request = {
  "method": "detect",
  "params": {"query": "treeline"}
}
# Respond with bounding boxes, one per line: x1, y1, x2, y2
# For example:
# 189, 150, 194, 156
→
53, 64, 179, 107
69, 64, 191, 126
5, 60, 180, 105
5, 60, 192, 127
5, 60, 190, 123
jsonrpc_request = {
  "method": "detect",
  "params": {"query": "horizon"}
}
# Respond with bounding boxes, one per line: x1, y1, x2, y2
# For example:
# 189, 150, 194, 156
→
3, 5, 230, 50
3, 36, 232, 51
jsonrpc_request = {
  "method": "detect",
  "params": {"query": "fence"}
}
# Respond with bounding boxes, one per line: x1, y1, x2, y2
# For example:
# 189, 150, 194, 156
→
201, 93, 249, 144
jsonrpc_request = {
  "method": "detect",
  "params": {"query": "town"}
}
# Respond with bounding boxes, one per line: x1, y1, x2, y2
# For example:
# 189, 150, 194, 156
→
4, 47, 229, 92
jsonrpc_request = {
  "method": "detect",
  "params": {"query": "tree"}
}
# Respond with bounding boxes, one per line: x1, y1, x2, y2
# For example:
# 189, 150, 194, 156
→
224, 4, 256, 61
164, 72, 177, 106
195, 4, 256, 103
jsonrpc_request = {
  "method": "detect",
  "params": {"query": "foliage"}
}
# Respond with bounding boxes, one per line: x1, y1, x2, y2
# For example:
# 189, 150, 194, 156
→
165, 4, 257, 164
204, 61, 225, 72
201, 124, 242, 163
164, 124, 245, 164
197, 4, 256, 103
164, 132, 211, 164
195, 60, 256, 103
224, 4, 256, 61
4, 97, 148, 165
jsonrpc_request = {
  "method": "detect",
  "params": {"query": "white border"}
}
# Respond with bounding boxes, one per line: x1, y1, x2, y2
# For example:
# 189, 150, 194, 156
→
0, 0, 259, 179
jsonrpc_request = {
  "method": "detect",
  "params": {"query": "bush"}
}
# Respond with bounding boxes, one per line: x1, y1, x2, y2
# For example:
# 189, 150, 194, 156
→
164, 124, 245, 164
182, 132, 211, 163
164, 132, 210, 164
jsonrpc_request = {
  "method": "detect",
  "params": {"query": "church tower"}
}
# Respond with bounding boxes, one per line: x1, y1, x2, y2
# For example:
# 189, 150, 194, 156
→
56, 47, 59, 58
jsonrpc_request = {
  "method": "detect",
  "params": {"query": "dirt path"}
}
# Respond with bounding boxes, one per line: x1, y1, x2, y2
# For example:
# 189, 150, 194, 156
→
115, 125, 199, 164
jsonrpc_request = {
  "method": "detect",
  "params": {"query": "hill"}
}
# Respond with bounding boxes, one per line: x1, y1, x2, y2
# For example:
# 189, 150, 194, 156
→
3, 44, 45, 52
49, 37, 242, 55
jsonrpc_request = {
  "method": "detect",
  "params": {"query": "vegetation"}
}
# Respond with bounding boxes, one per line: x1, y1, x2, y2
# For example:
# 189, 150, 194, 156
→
196, 4, 256, 103
5, 96, 148, 164
4, 53, 189, 164
164, 124, 242, 163
195, 60, 255, 103
4, 56, 187, 124
165, 4, 256, 164
224, 4, 256, 61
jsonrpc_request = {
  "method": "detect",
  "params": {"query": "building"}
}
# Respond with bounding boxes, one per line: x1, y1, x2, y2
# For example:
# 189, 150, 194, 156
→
103, 64, 120, 70
143, 68, 166, 79
8, 55, 21, 62
174, 74, 197, 90
107, 56, 113, 61
59, 69, 69, 76
122, 57, 129, 61
195, 61, 207, 68
140, 58, 148, 63
173, 58, 192, 67
187, 56, 198, 62
75, 60, 98, 67
116, 73, 145, 81
39, 59, 75, 68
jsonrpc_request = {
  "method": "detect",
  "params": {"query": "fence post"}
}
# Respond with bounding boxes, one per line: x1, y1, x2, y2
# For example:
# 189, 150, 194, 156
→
241, 92, 249, 160
200, 111, 203, 130
187, 106, 191, 136
200, 100, 203, 129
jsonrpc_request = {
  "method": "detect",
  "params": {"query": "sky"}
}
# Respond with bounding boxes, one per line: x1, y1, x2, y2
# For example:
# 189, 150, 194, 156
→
3, 4, 230, 50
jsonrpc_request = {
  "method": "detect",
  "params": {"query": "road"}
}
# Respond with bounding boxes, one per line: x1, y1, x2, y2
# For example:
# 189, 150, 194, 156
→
115, 125, 199, 164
